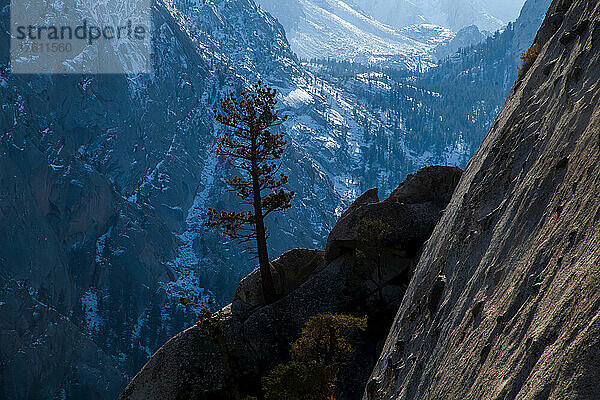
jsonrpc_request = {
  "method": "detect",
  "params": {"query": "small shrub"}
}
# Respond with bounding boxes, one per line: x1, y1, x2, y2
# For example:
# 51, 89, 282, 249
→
518, 43, 540, 77
291, 314, 367, 365
263, 314, 367, 400
262, 362, 334, 400
355, 218, 392, 245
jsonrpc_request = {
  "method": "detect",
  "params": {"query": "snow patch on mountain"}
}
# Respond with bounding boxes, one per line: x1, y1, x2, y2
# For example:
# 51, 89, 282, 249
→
283, 88, 314, 107
81, 289, 103, 334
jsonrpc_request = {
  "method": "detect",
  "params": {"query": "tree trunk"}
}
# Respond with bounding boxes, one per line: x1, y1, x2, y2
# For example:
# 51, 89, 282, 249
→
251, 138, 277, 304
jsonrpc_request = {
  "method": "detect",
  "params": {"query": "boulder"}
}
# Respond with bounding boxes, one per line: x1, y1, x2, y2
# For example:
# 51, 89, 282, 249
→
325, 166, 463, 262
233, 248, 325, 308
389, 165, 463, 204
340, 187, 381, 217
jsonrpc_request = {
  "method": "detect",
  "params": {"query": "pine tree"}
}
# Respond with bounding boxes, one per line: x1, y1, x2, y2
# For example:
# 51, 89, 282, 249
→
207, 81, 294, 304
262, 313, 367, 399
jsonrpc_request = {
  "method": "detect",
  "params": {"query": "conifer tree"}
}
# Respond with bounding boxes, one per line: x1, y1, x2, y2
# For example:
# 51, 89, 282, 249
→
207, 81, 294, 304
262, 313, 367, 399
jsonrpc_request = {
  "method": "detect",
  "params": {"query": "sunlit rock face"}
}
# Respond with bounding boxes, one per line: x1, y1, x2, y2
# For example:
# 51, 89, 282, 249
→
366, 0, 600, 398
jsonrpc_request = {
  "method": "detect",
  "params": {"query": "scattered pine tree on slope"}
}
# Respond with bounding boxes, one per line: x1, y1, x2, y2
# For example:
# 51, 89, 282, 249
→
207, 81, 295, 304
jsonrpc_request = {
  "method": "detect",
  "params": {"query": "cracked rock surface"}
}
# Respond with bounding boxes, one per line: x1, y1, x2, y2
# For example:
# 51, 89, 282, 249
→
366, 0, 600, 398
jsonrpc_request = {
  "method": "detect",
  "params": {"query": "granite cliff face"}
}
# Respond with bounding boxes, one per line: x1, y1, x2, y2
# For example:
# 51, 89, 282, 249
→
367, 0, 600, 398
119, 166, 462, 400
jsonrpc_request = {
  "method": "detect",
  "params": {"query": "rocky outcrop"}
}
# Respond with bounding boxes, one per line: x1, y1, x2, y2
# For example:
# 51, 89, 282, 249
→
120, 166, 462, 400
434, 25, 490, 60
326, 166, 463, 262
366, 0, 600, 398
233, 248, 325, 308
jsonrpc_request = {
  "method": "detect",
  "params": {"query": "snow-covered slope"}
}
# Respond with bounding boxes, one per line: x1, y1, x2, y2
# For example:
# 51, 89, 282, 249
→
255, 0, 530, 64
256, 0, 453, 67
350, 0, 522, 31
0, 0, 340, 397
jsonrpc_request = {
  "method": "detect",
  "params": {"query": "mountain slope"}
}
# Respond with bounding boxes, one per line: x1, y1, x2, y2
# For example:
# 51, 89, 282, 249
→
366, 0, 600, 398
399, 0, 553, 162
0, 0, 474, 397
350, 0, 508, 31
304, 0, 551, 177
255, 0, 454, 66
0, 0, 344, 397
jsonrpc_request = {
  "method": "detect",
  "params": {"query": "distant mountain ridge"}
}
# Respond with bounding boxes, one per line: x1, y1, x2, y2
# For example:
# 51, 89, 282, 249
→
349, 0, 524, 31
255, 0, 527, 64
255, 0, 454, 66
